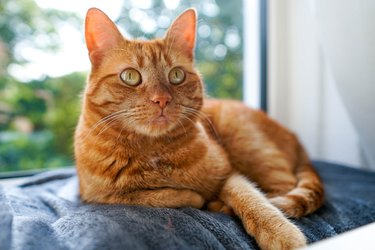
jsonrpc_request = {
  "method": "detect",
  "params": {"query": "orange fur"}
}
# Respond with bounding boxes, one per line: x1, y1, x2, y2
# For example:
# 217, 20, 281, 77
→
74, 8, 324, 249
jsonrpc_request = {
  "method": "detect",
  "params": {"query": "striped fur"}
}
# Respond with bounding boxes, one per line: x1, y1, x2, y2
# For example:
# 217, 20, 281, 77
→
202, 99, 324, 218
75, 8, 324, 249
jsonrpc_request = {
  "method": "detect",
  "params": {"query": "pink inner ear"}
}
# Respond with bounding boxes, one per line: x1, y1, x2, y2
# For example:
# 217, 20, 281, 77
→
85, 8, 123, 56
184, 30, 196, 50
165, 9, 197, 53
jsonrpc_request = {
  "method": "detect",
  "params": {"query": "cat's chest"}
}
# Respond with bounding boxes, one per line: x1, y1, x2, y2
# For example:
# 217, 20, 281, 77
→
143, 155, 174, 175
113, 149, 179, 180
126, 144, 194, 174
111, 126, 230, 196
123, 144, 229, 198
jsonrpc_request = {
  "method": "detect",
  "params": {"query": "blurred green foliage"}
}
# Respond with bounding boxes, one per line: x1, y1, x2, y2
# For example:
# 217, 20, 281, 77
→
0, 73, 85, 171
0, 0, 243, 172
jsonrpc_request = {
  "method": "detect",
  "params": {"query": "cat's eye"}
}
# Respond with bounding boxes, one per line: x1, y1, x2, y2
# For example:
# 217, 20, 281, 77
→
168, 67, 185, 85
120, 68, 142, 86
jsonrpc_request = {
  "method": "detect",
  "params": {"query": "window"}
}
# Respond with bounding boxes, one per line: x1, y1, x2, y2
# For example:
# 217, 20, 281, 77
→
0, 0, 256, 174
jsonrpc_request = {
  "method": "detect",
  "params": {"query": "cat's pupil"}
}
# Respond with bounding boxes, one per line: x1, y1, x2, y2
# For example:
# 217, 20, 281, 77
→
129, 73, 132, 80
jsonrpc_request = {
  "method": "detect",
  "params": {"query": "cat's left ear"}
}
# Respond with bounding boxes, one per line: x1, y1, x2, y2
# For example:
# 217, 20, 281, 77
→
85, 8, 124, 65
164, 9, 197, 59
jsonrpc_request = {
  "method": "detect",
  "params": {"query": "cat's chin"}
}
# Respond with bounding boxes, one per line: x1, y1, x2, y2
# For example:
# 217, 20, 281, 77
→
152, 115, 169, 125
135, 115, 175, 137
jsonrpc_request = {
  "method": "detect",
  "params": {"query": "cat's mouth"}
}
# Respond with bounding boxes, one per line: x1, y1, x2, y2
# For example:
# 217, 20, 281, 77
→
141, 113, 175, 137
153, 115, 169, 124
150, 107, 172, 125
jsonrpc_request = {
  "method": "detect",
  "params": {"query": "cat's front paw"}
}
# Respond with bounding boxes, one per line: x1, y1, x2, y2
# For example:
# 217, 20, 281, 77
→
207, 199, 234, 215
180, 190, 205, 209
257, 219, 306, 250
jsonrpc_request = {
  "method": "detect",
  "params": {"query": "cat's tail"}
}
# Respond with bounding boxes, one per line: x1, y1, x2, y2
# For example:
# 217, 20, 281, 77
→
269, 143, 325, 218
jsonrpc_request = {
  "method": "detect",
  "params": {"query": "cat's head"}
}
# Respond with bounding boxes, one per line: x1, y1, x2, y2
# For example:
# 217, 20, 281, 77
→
83, 8, 203, 138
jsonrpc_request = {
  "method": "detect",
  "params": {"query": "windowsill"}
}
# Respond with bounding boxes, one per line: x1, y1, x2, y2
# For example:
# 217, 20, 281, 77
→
0, 168, 59, 187
305, 222, 375, 250
0, 177, 29, 188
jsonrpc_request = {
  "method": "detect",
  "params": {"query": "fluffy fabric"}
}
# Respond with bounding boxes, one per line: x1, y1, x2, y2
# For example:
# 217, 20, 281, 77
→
1, 161, 374, 250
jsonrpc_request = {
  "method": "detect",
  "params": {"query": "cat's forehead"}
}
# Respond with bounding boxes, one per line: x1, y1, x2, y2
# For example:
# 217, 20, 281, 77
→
128, 39, 165, 51
115, 39, 188, 68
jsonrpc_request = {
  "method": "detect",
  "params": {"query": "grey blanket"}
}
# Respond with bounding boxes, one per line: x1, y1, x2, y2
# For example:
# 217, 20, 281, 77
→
1, 161, 375, 250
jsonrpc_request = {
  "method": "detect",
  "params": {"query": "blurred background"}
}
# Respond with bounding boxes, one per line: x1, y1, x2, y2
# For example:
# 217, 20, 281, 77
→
0, 0, 244, 172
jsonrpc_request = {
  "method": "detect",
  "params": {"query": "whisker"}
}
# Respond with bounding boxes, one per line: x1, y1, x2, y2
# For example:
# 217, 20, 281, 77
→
96, 114, 127, 137
90, 110, 129, 130
83, 109, 131, 139
177, 119, 188, 138
115, 122, 128, 147
180, 112, 197, 127
180, 105, 221, 143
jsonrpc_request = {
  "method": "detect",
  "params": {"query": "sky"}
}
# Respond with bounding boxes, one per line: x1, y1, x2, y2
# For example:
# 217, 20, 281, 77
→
8, 0, 126, 81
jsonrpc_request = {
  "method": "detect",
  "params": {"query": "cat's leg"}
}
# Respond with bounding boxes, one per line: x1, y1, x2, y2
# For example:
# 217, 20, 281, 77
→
242, 150, 298, 198
95, 188, 205, 208
219, 171, 306, 250
203, 100, 324, 218
223, 133, 324, 218
207, 199, 234, 215
268, 156, 325, 218
203, 100, 299, 197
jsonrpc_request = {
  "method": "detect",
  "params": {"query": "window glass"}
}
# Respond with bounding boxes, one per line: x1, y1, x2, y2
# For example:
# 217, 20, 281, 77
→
0, 0, 243, 173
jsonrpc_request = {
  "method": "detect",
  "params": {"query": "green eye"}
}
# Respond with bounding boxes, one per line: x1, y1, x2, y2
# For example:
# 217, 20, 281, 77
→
169, 67, 185, 85
120, 68, 142, 86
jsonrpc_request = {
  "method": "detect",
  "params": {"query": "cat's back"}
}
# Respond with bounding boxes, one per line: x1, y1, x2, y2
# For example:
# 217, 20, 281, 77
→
202, 98, 270, 134
201, 98, 299, 163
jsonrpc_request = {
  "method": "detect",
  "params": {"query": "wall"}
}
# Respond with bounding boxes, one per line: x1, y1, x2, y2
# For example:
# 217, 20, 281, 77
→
268, 0, 365, 168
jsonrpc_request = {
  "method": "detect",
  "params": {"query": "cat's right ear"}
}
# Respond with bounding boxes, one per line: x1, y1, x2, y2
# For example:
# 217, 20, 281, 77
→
85, 8, 124, 65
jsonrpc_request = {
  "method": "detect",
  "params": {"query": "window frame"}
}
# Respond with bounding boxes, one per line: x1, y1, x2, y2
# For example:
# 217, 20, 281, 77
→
243, 0, 268, 112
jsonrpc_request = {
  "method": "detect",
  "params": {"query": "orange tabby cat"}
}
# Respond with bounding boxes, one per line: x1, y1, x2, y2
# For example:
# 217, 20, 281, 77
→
75, 8, 324, 250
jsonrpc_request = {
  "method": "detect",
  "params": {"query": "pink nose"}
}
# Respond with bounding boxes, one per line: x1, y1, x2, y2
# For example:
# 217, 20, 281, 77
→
150, 95, 172, 109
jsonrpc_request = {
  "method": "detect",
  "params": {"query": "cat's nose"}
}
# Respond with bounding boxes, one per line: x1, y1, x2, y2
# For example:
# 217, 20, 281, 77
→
150, 94, 172, 109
